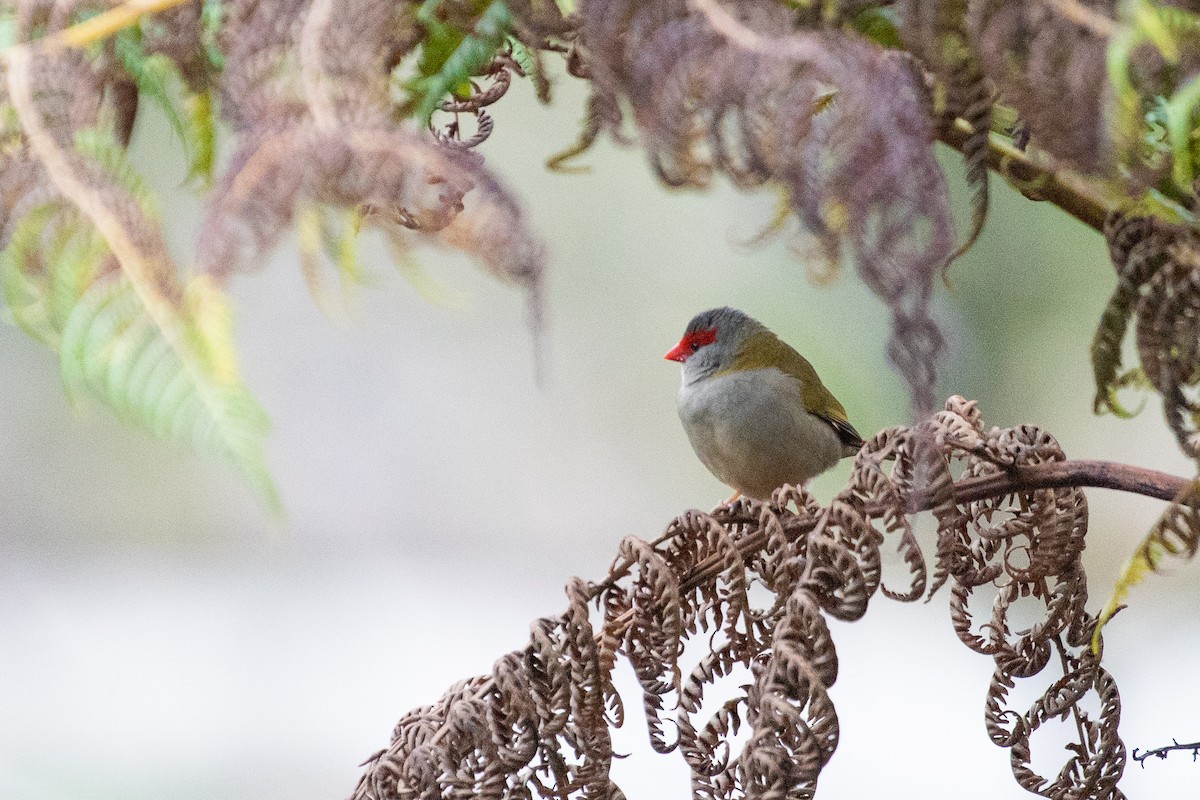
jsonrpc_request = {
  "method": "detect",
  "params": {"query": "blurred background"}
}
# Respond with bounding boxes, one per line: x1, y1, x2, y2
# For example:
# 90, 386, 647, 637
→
2, 63, 1199, 800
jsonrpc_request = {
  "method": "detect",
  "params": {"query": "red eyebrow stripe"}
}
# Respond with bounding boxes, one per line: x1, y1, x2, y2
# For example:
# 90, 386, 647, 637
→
688, 327, 717, 347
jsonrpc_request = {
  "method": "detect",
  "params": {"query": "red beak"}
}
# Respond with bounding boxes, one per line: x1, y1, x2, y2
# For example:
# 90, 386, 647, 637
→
665, 326, 716, 363
664, 341, 691, 362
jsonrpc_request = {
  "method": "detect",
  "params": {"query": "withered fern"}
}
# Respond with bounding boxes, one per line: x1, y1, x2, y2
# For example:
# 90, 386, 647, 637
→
1093, 211, 1200, 456
0, 0, 553, 501
10, 0, 1200, 490
350, 397, 1136, 800
574, 0, 957, 414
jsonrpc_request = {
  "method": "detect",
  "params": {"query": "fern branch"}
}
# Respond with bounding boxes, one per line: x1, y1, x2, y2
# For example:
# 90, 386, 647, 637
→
396, 454, 1194, 736
629, 459, 1195, 597
7, 48, 278, 509
939, 118, 1116, 233
7, 49, 181, 328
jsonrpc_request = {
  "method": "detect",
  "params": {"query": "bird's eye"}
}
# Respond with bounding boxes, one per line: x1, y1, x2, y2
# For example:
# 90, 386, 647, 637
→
690, 342, 701, 351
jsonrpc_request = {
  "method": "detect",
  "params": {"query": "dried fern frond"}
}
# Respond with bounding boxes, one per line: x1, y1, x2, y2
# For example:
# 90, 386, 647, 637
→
574, 0, 955, 414
210, 0, 546, 296
968, 0, 1114, 174
899, 0, 992, 262
1095, 211, 1200, 457
198, 122, 544, 300
351, 396, 1127, 800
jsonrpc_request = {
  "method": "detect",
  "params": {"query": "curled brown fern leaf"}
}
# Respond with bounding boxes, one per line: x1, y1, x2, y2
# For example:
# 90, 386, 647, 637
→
202, 0, 546, 303
900, 0, 993, 261
968, 0, 1113, 174
1094, 211, 1200, 457
350, 396, 1127, 800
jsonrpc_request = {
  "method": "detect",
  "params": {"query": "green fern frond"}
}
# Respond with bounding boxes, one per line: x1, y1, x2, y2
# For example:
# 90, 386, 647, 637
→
1162, 72, 1200, 190
59, 275, 279, 511
1, 204, 107, 347
851, 6, 901, 50
184, 273, 242, 385
298, 205, 369, 316
0, 8, 15, 49
74, 129, 158, 214
112, 25, 218, 183
201, 0, 225, 70
1091, 286, 1139, 417
385, 235, 466, 308
1093, 477, 1200, 653
506, 36, 535, 75
1109, 0, 1200, 195
2, 204, 61, 345
407, 0, 514, 124
184, 89, 217, 184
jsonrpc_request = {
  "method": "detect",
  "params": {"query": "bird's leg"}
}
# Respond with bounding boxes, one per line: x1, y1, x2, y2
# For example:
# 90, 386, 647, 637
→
725, 490, 742, 504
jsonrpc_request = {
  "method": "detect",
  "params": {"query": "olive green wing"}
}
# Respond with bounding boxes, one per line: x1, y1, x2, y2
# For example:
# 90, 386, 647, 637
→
730, 330, 864, 451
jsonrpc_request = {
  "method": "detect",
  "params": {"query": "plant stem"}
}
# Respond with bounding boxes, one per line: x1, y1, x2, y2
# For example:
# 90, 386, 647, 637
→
939, 119, 1117, 233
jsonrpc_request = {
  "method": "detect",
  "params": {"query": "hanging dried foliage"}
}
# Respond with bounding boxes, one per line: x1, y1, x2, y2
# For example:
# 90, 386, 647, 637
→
203, 0, 545, 292
967, 0, 1113, 174
350, 397, 1127, 800
899, 0, 991, 259
571, 0, 957, 414
0, 0, 556, 502
11, 0, 1200, 486
1093, 211, 1200, 457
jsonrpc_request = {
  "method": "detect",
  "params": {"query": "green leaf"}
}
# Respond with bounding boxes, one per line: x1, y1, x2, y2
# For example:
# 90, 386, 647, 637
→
2, 205, 61, 345
1, 204, 106, 348
1164, 72, 1200, 190
185, 89, 217, 184
1093, 478, 1200, 654
74, 128, 157, 215
201, 0, 226, 71
851, 6, 901, 50
506, 36, 535, 75
1109, 0, 1200, 196
297, 205, 371, 316
60, 275, 280, 512
408, 0, 514, 124
0, 8, 15, 50
112, 26, 217, 184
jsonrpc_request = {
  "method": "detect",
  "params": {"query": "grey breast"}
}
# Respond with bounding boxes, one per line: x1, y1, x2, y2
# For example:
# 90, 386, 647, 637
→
678, 367, 841, 497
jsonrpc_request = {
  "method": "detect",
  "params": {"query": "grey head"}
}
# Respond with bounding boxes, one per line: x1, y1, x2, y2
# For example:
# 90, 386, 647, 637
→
665, 306, 766, 384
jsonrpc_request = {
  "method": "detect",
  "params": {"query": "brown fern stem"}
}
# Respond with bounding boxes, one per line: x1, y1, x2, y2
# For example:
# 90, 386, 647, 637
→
654, 458, 1195, 597
951, 458, 1191, 505
939, 118, 1114, 233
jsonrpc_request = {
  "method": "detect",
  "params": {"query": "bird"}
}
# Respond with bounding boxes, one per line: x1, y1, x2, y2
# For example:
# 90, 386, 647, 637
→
664, 306, 863, 501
